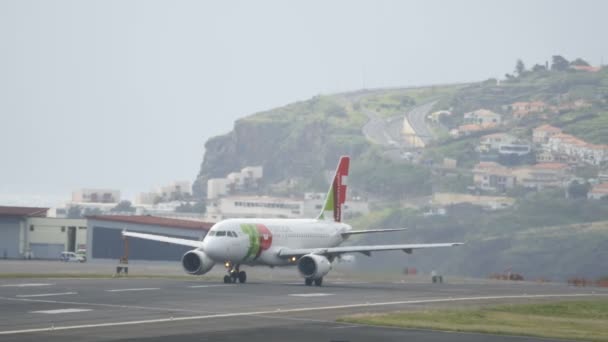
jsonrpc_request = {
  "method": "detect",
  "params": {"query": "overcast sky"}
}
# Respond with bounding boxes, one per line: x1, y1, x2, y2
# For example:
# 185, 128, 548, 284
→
1, 0, 607, 205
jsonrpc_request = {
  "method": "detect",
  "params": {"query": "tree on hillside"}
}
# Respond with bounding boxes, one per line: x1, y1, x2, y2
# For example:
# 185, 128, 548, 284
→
551, 55, 570, 71
67, 206, 82, 218
567, 180, 590, 199
111, 200, 135, 213
570, 58, 590, 66
515, 59, 526, 76
532, 64, 547, 72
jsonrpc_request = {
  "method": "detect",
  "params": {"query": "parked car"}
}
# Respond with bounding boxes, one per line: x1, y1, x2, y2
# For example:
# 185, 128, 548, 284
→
60, 251, 86, 263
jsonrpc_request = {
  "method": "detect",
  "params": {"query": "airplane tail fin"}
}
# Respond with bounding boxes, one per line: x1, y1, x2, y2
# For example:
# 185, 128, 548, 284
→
317, 156, 349, 222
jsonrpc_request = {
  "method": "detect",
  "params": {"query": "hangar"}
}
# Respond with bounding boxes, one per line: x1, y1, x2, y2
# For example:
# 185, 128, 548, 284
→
0, 206, 49, 259
86, 215, 213, 262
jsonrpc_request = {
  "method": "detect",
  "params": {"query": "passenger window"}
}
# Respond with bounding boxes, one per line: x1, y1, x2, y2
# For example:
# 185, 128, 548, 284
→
216, 231, 226, 236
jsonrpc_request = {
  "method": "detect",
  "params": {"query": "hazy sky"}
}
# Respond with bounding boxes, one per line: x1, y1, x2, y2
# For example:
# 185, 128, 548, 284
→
1, 0, 607, 205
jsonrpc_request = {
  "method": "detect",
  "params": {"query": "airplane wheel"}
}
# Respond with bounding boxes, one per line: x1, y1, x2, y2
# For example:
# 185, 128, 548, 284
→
238, 271, 247, 283
314, 278, 323, 287
223, 275, 231, 284
305, 278, 313, 286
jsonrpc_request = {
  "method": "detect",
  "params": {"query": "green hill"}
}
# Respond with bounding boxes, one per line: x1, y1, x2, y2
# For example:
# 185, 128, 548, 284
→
192, 59, 608, 280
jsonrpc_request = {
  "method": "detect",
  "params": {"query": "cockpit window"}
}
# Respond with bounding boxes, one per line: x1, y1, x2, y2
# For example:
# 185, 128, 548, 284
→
208, 231, 216, 236
228, 231, 237, 237
216, 231, 226, 236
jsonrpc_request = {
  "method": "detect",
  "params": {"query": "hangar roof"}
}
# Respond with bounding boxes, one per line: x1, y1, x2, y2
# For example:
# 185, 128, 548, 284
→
0, 206, 49, 218
87, 215, 214, 231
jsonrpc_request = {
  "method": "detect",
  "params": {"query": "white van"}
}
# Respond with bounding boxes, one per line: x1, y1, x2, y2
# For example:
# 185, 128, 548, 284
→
60, 251, 86, 263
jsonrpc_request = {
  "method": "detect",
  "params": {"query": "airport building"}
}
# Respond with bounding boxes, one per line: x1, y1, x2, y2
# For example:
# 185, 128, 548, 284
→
86, 215, 213, 262
27, 217, 88, 259
206, 193, 369, 221
0, 206, 48, 259
1, 206, 214, 262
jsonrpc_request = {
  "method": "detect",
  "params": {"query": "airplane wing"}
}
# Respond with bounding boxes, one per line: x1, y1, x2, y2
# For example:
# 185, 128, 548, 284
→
341, 228, 407, 237
277, 242, 463, 258
122, 231, 204, 248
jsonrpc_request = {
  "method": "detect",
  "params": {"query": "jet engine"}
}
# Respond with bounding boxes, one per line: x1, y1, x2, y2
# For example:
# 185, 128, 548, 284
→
297, 254, 331, 279
181, 250, 215, 275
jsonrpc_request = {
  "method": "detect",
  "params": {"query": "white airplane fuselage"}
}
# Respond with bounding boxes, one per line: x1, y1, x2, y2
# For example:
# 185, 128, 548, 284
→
201, 218, 350, 267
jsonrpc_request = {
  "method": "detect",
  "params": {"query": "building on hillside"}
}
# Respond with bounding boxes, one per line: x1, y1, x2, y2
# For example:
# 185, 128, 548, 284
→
512, 163, 569, 190
431, 193, 515, 211
472, 162, 516, 192
598, 172, 608, 183
463, 109, 502, 125
511, 101, 547, 118
207, 178, 232, 200
136, 181, 193, 205
72, 189, 120, 204
450, 123, 497, 138
0, 206, 48, 259
588, 183, 608, 200
498, 142, 532, 157
536, 149, 556, 163
86, 215, 213, 261
547, 133, 608, 166
571, 65, 602, 72
478, 133, 518, 152
533, 124, 562, 145
206, 166, 263, 200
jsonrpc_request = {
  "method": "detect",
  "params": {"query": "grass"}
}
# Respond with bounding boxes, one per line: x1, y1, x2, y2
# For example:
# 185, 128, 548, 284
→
339, 300, 608, 341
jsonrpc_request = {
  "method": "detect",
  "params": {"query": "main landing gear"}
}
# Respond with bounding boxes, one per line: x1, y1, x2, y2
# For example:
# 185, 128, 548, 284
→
223, 262, 246, 284
304, 277, 323, 286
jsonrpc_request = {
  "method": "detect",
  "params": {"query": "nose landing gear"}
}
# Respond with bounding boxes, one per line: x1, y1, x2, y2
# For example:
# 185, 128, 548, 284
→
223, 262, 247, 284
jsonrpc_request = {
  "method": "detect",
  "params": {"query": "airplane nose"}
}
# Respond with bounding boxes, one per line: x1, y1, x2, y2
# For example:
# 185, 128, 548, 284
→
203, 239, 223, 260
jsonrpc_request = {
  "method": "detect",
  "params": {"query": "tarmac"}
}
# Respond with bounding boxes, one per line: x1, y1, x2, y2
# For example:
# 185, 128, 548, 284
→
1, 267, 607, 342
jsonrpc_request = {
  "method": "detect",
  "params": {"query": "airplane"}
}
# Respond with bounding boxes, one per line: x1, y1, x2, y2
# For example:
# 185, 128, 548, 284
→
123, 156, 463, 286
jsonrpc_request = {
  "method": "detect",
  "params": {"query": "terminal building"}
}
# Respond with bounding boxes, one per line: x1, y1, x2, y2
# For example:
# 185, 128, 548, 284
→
0, 206, 214, 262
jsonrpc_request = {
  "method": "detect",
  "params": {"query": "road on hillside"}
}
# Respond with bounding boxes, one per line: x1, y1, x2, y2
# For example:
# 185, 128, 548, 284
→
405, 101, 437, 145
362, 101, 437, 149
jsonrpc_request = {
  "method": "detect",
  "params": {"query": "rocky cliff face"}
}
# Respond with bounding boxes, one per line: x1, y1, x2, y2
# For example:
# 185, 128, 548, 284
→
192, 96, 368, 198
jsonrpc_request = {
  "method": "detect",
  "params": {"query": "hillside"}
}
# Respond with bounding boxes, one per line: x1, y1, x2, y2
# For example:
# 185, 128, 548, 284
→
192, 57, 608, 279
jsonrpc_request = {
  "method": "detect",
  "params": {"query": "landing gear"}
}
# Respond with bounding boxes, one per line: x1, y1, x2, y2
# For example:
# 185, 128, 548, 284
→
304, 277, 323, 286
238, 271, 247, 283
224, 262, 246, 284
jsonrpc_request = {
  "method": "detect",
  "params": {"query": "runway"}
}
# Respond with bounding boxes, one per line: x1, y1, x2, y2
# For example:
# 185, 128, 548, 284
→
0, 277, 606, 341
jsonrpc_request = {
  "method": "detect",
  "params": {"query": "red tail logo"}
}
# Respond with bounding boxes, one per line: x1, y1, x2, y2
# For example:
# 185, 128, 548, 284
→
333, 156, 349, 222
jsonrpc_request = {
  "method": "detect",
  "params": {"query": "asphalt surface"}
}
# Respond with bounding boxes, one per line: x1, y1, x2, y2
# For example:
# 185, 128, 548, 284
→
1, 275, 607, 341
405, 101, 437, 145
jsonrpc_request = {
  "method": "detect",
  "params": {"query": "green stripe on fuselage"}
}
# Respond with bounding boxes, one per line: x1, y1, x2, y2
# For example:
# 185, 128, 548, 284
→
241, 224, 260, 261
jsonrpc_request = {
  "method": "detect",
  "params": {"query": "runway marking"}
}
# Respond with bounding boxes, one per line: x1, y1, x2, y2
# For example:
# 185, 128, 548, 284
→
1, 283, 54, 287
1, 293, 607, 335
188, 285, 234, 288
32, 308, 92, 314
289, 293, 334, 297
16, 292, 77, 298
0, 296, 214, 314
106, 288, 160, 292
